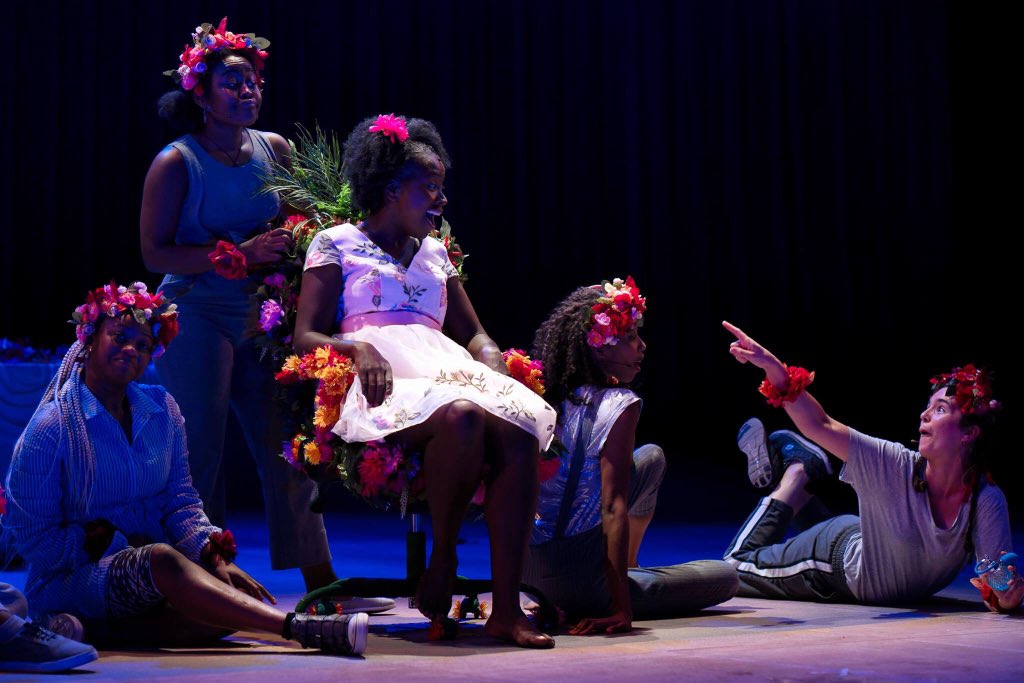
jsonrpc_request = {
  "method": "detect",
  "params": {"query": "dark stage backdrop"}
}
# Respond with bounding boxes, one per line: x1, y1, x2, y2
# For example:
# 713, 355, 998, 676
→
1, 1, 1018, 523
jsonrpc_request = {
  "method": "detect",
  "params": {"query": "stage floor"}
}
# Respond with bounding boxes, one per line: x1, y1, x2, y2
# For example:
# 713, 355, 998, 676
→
3, 513, 1022, 681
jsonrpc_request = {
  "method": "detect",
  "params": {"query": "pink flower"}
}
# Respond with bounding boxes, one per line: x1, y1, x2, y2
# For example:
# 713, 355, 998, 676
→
470, 482, 486, 506
358, 450, 389, 497
263, 272, 286, 289
259, 299, 284, 332
368, 114, 409, 143
281, 441, 302, 471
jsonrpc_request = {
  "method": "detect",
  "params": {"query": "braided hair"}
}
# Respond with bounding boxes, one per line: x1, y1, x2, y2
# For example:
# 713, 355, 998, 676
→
8, 342, 97, 517
342, 115, 451, 214
531, 287, 606, 409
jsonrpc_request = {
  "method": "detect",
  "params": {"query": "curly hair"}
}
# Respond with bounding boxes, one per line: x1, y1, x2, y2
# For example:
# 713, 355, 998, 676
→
531, 287, 606, 409
342, 115, 452, 214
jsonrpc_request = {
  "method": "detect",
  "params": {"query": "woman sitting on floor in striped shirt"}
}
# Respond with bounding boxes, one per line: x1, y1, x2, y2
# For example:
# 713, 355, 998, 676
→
3, 281, 368, 654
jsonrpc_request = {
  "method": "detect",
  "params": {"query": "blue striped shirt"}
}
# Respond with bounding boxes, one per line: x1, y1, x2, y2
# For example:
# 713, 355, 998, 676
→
4, 379, 218, 618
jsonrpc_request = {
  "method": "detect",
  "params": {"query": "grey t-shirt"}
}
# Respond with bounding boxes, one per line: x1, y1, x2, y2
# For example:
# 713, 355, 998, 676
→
840, 429, 1012, 603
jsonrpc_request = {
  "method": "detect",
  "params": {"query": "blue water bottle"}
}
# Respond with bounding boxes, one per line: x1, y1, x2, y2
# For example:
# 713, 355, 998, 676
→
975, 552, 1020, 592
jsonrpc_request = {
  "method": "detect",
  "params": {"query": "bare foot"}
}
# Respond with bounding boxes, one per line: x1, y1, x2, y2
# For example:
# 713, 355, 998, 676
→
416, 562, 456, 622
484, 613, 555, 649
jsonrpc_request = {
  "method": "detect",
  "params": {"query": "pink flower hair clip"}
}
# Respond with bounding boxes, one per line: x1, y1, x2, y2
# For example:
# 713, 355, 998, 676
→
369, 114, 410, 144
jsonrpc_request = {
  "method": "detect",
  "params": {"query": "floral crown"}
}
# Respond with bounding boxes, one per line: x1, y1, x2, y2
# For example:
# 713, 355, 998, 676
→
368, 114, 409, 144
70, 281, 179, 357
586, 277, 647, 348
929, 364, 998, 415
163, 17, 270, 96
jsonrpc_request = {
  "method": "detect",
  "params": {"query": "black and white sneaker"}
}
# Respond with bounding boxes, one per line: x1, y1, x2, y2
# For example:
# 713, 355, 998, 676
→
737, 417, 780, 489
286, 612, 368, 655
769, 429, 833, 483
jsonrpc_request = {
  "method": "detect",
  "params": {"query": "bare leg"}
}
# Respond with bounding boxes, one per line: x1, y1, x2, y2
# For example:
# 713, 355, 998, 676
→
628, 513, 654, 568
400, 401, 487, 620
480, 416, 554, 649
148, 544, 286, 635
768, 463, 812, 513
302, 562, 339, 593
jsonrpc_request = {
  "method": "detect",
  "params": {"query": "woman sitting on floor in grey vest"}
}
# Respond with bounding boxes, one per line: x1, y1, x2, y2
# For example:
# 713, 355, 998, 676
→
722, 321, 1020, 613
525, 279, 739, 635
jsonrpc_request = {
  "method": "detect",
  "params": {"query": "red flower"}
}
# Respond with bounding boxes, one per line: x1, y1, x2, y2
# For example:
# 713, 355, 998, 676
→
538, 457, 560, 483
357, 450, 389, 497
208, 241, 248, 280
155, 313, 179, 349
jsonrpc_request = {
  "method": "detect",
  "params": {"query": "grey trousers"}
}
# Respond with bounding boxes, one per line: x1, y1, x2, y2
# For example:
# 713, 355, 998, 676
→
724, 497, 859, 602
524, 444, 740, 619
156, 298, 330, 570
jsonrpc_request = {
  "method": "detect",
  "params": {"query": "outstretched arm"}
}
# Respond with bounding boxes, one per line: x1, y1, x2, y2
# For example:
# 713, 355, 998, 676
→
723, 321, 851, 462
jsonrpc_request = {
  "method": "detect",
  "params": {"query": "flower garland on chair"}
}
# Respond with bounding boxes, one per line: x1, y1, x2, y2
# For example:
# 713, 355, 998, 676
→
276, 346, 554, 514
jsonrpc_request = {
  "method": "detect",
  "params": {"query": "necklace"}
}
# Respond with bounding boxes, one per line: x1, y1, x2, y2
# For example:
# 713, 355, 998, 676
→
200, 128, 249, 166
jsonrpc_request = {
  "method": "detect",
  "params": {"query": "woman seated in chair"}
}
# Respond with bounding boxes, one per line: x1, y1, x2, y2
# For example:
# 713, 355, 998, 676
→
3, 281, 368, 654
293, 115, 556, 648
525, 279, 739, 634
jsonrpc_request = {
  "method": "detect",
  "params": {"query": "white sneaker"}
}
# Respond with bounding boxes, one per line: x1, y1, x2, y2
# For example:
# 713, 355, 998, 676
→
287, 612, 369, 655
331, 597, 395, 615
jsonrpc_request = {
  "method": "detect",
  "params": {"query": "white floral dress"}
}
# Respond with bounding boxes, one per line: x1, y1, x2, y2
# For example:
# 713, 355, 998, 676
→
304, 223, 556, 448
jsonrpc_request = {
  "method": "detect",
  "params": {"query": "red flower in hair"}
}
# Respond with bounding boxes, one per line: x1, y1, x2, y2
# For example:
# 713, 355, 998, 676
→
929, 364, 994, 414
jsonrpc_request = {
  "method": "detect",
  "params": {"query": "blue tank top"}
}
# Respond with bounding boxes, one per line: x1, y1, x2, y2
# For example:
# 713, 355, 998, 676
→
158, 130, 281, 304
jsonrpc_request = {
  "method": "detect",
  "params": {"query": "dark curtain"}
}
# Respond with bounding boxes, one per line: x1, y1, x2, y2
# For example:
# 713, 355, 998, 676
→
1, 1, 1017, 520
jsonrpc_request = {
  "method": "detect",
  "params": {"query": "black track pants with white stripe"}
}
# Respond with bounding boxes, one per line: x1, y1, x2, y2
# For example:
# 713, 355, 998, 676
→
724, 497, 859, 602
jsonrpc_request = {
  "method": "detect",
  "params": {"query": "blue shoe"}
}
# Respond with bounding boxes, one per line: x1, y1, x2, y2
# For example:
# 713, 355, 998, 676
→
737, 418, 780, 489
769, 430, 833, 483
0, 619, 98, 673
